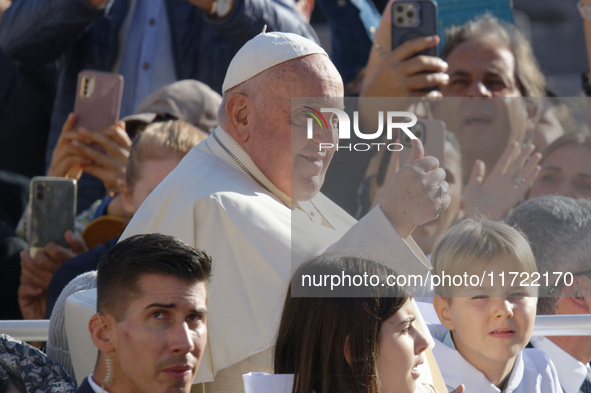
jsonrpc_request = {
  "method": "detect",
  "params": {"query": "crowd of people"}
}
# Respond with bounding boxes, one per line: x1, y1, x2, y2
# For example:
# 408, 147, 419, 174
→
1, 0, 591, 393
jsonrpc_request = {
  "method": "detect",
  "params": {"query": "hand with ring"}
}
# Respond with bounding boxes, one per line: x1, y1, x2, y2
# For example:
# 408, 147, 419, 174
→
463, 142, 542, 219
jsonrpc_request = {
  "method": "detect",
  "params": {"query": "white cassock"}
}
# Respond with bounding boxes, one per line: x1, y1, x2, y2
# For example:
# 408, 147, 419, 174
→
121, 127, 437, 389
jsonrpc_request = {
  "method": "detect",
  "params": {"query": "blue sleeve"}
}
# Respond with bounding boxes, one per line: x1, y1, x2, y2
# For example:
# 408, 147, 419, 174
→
315, 0, 381, 84
0, 0, 104, 64
206, 0, 319, 44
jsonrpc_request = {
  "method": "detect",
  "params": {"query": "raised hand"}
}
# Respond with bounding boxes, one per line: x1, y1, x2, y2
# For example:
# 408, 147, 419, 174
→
379, 138, 450, 238
74, 121, 131, 193
463, 142, 541, 219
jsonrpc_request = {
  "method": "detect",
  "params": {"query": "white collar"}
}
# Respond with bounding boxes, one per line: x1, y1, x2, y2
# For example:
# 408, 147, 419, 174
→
210, 127, 292, 207
530, 336, 588, 393
87, 373, 112, 393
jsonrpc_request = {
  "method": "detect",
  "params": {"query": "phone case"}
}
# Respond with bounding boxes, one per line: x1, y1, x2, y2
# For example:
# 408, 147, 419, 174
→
391, 0, 438, 57
27, 177, 77, 258
397, 118, 445, 167
73, 70, 124, 132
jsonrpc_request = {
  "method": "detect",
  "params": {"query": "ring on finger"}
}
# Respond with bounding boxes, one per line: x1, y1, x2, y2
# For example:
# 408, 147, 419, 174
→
512, 176, 525, 189
438, 183, 447, 196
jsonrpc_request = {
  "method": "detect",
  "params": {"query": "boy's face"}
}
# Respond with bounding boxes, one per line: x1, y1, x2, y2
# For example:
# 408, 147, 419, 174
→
433, 254, 537, 381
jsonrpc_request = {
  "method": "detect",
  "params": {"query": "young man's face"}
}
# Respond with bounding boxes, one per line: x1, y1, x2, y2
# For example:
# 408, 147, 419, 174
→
434, 254, 537, 382
107, 274, 208, 393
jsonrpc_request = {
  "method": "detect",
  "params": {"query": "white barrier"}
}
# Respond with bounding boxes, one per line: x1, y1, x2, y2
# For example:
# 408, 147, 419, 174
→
0, 320, 50, 341
0, 314, 590, 344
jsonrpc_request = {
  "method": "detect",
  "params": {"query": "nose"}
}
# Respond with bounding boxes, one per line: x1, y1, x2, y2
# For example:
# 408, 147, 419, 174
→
464, 81, 493, 98
555, 179, 575, 198
494, 298, 515, 319
414, 327, 429, 355
171, 322, 196, 354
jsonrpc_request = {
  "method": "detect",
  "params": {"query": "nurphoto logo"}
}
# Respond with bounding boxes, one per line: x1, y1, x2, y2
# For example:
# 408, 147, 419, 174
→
304, 107, 419, 152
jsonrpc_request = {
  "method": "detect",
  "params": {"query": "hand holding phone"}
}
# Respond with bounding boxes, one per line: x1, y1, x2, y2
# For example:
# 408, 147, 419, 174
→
27, 177, 77, 258
391, 0, 438, 57
73, 70, 124, 132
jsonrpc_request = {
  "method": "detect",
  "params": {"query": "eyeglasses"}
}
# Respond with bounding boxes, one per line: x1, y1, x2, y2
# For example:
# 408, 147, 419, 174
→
547, 269, 591, 295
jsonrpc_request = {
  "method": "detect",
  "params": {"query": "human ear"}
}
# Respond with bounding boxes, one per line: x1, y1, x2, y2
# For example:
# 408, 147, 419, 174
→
562, 282, 590, 313
225, 93, 251, 142
89, 313, 115, 353
433, 295, 455, 331
115, 182, 135, 216
343, 335, 352, 366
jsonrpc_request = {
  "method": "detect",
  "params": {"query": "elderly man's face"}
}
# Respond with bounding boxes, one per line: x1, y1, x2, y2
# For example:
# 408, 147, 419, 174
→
436, 40, 530, 172
108, 274, 208, 393
248, 54, 344, 202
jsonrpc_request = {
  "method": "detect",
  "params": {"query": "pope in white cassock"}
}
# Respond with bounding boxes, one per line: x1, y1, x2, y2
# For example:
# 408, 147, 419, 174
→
121, 32, 452, 393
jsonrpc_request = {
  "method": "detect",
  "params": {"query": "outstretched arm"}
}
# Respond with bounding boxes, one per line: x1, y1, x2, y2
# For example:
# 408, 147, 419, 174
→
0, 0, 104, 64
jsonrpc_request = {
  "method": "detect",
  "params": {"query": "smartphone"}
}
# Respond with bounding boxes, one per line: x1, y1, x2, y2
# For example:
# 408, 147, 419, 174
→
73, 70, 124, 132
391, 0, 438, 57
27, 177, 77, 258
397, 118, 445, 167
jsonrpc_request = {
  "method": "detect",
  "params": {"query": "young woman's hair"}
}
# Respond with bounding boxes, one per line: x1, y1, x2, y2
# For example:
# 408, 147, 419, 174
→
431, 218, 536, 297
274, 254, 412, 393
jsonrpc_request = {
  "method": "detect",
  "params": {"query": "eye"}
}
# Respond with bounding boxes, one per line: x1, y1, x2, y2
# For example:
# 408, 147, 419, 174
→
576, 180, 591, 192
151, 310, 167, 320
472, 294, 489, 300
539, 171, 559, 183
449, 76, 469, 86
187, 312, 206, 324
484, 79, 509, 91
508, 292, 527, 298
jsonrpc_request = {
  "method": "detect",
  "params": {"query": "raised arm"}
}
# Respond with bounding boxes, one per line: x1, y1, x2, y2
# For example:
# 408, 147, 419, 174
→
198, 0, 318, 44
0, 0, 104, 64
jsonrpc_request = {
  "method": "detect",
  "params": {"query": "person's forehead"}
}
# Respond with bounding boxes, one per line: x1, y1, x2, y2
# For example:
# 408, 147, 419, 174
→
130, 274, 206, 306
448, 39, 516, 76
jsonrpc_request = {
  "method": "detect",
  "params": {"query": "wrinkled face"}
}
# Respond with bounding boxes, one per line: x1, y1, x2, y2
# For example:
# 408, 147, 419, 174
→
439, 254, 537, 381
528, 144, 591, 200
412, 140, 463, 255
437, 40, 529, 172
247, 54, 344, 202
128, 157, 182, 213
376, 299, 429, 393
109, 274, 208, 393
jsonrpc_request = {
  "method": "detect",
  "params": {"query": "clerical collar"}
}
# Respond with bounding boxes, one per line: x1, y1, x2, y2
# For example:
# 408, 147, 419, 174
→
212, 127, 292, 207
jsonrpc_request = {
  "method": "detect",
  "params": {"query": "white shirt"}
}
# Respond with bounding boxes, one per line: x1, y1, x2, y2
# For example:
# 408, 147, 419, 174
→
87, 374, 112, 393
530, 336, 589, 393
427, 325, 563, 393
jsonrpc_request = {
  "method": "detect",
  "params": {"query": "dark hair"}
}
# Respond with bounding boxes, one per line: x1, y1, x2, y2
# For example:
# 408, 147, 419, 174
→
0, 359, 26, 393
274, 254, 412, 393
97, 233, 212, 320
441, 14, 545, 98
